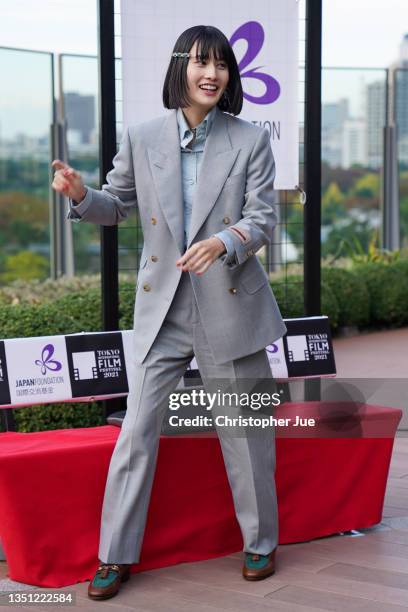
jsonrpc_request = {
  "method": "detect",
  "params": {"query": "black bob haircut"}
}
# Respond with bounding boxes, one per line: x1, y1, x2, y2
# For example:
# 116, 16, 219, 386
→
162, 25, 243, 116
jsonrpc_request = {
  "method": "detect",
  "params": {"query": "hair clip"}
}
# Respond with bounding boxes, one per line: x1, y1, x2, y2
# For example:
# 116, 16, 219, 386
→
172, 52, 190, 58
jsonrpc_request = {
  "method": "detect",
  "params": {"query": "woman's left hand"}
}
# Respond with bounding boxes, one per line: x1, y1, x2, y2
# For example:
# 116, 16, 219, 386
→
176, 237, 226, 274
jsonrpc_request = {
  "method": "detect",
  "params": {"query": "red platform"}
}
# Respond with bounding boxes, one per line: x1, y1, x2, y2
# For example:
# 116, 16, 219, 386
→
0, 402, 401, 588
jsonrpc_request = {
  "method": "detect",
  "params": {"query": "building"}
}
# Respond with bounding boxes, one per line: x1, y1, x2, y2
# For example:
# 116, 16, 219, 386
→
322, 99, 349, 167
366, 80, 386, 169
64, 92, 95, 145
389, 34, 408, 166
341, 118, 367, 168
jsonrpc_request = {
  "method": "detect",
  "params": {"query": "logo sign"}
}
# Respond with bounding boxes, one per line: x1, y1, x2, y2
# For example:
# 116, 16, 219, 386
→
65, 333, 129, 398
282, 318, 336, 378
34, 344, 62, 376
4, 336, 71, 406
0, 341, 11, 406
230, 21, 280, 105
265, 338, 288, 378
120, 0, 299, 189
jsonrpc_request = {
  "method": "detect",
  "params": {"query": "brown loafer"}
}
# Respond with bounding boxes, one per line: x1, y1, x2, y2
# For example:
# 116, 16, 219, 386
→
88, 563, 131, 600
242, 548, 277, 581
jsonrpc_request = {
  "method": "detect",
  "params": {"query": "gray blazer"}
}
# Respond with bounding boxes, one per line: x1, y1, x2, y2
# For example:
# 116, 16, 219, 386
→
68, 106, 287, 365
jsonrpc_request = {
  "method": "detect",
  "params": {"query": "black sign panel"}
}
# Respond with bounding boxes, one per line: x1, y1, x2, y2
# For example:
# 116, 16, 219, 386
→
0, 341, 11, 406
282, 317, 336, 378
65, 333, 129, 398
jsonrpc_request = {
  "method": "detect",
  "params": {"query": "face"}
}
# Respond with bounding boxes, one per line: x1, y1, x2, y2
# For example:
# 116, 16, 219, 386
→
185, 40, 229, 111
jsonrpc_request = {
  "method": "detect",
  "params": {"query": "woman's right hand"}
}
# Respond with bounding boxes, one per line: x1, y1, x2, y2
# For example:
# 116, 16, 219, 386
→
51, 159, 87, 203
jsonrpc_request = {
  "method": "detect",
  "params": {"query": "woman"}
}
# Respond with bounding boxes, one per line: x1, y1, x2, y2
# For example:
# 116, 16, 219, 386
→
52, 24, 287, 601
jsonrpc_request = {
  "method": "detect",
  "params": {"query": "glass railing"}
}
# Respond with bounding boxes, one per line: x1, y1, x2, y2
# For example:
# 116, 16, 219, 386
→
394, 68, 408, 248
60, 53, 101, 274
321, 68, 387, 259
0, 47, 53, 286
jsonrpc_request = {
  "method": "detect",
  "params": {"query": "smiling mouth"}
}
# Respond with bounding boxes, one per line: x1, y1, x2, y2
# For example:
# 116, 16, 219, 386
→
199, 84, 218, 91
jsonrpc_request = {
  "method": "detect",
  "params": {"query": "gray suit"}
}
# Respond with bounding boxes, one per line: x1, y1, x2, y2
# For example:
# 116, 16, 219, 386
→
69, 106, 286, 563
69, 106, 287, 364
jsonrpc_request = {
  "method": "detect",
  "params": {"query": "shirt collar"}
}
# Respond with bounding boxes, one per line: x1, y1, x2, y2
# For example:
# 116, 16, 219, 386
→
176, 105, 217, 147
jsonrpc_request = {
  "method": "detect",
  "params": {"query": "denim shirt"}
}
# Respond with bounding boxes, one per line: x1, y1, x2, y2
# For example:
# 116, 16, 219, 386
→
176, 107, 234, 259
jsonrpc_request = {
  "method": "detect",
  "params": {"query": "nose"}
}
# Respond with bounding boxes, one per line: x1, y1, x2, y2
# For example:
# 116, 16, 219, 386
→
204, 62, 217, 79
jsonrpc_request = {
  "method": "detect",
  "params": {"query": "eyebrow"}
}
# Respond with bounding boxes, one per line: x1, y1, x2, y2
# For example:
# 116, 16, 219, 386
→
194, 53, 226, 62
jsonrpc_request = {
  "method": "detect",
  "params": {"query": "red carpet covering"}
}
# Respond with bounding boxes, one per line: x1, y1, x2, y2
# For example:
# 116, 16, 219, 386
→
0, 402, 401, 588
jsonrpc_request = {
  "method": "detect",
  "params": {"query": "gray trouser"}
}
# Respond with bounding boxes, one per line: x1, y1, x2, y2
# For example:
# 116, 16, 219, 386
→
98, 272, 278, 563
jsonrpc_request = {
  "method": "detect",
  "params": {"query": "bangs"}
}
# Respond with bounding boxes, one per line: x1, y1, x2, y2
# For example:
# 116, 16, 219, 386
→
193, 32, 229, 62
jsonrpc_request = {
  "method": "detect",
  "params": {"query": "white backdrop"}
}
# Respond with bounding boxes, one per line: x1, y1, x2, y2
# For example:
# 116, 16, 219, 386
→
120, 0, 299, 189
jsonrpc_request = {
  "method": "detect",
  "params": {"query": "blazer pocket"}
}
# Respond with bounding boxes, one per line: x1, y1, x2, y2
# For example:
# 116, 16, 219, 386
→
240, 270, 269, 294
223, 172, 246, 188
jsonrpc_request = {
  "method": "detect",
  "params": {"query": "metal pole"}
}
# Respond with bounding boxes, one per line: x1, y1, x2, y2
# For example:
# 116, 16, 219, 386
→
49, 53, 58, 280
57, 55, 75, 277
304, 0, 322, 316
98, 0, 123, 419
98, 0, 118, 332
382, 68, 400, 250
50, 54, 75, 278
304, 0, 322, 401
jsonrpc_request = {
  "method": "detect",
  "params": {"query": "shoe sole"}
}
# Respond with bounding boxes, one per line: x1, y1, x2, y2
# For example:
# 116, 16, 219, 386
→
242, 569, 275, 581
88, 571, 130, 600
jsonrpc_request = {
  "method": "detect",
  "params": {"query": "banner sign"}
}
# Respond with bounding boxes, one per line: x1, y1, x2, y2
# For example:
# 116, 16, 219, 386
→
65, 333, 128, 398
0, 317, 335, 408
188, 316, 336, 382
120, 0, 299, 189
4, 336, 71, 406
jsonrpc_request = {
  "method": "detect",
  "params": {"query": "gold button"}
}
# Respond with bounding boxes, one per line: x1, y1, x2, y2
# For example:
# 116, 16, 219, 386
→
150, 255, 158, 262
223, 216, 231, 224
151, 217, 157, 225
143, 283, 151, 292
229, 287, 237, 295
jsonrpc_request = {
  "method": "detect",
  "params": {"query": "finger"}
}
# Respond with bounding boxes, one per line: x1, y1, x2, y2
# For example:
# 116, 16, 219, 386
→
52, 159, 69, 171
180, 251, 203, 270
194, 262, 210, 275
63, 167, 81, 179
185, 254, 211, 272
188, 246, 216, 268
176, 245, 199, 267
52, 177, 70, 193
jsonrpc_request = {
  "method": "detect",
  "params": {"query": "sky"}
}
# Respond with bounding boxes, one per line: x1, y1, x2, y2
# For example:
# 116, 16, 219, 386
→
0, 0, 406, 67
0, 0, 407, 137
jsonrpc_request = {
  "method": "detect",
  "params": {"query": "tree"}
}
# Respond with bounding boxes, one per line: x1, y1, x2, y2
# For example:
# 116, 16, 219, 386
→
322, 182, 346, 225
1, 251, 49, 284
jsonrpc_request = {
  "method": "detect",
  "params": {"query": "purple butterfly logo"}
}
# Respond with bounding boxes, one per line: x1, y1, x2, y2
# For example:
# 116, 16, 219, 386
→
35, 344, 62, 375
230, 21, 281, 105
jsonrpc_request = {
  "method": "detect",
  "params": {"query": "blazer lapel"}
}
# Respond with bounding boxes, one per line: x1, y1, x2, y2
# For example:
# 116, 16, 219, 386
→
147, 110, 184, 254
187, 107, 240, 248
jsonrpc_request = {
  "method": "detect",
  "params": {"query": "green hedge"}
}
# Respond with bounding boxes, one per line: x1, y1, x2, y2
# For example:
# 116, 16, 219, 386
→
321, 267, 370, 328
12, 401, 104, 433
352, 259, 408, 326
0, 285, 137, 339
271, 274, 340, 329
